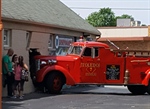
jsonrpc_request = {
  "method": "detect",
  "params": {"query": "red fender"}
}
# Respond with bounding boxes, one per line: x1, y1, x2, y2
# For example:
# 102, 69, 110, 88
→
36, 65, 76, 85
142, 69, 150, 86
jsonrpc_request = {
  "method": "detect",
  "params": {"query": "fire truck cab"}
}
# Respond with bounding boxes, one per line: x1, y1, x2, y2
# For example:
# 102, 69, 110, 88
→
34, 41, 150, 94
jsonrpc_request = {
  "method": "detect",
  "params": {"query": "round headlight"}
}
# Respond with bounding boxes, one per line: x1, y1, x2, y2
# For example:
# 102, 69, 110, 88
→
52, 59, 57, 64
41, 61, 47, 64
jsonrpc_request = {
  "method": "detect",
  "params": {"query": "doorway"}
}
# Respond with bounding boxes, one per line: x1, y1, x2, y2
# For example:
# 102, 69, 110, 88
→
29, 48, 41, 86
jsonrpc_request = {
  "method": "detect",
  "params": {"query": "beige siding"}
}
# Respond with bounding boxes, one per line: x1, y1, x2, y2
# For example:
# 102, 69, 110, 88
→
148, 26, 150, 36
29, 32, 50, 55
3, 21, 82, 37
12, 30, 35, 94
98, 28, 148, 37
2, 30, 35, 96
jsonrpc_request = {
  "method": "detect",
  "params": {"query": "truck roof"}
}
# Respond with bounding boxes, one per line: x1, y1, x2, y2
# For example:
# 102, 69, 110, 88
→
72, 41, 110, 48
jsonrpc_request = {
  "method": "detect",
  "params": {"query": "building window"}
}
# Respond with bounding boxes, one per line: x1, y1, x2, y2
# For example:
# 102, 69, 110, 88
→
26, 31, 31, 42
3, 29, 11, 47
48, 34, 54, 48
48, 34, 56, 56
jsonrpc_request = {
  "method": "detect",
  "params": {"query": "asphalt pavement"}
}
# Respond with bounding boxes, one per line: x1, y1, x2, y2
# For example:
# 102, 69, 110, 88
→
2, 85, 150, 109
2, 85, 128, 108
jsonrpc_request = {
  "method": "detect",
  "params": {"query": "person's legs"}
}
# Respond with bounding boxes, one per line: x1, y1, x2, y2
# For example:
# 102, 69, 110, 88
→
19, 80, 25, 99
7, 74, 14, 97
2, 74, 7, 88
17, 83, 20, 96
12, 80, 19, 98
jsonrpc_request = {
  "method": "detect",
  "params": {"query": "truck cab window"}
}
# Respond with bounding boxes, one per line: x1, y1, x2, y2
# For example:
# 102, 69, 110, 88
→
67, 45, 83, 55
83, 47, 91, 56
95, 47, 99, 57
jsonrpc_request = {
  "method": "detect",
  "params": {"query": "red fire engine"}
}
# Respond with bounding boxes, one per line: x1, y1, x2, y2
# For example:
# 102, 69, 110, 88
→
34, 40, 150, 95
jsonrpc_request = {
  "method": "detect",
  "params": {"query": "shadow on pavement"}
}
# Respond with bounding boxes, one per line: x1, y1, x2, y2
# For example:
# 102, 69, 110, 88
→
2, 85, 100, 102
63, 91, 135, 96
3, 85, 147, 102
62, 85, 149, 96
2, 91, 59, 102
2, 91, 61, 109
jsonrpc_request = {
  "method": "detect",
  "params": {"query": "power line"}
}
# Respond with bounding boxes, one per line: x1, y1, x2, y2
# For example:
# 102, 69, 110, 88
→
69, 7, 150, 10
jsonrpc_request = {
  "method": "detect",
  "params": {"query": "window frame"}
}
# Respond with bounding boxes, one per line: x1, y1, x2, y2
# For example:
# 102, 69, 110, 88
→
26, 31, 32, 48
3, 29, 11, 47
48, 34, 54, 49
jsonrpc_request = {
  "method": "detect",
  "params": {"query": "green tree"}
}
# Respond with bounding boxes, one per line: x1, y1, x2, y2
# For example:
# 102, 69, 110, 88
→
141, 24, 147, 26
86, 8, 116, 27
116, 14, 134, 20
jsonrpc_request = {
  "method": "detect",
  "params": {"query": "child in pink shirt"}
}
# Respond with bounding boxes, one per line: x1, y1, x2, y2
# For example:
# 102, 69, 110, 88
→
12, 56, 28, 99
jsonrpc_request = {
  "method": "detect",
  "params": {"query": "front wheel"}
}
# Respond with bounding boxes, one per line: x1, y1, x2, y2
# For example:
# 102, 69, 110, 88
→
46, 73, 64, 94
147, 81, 150, 95
127, 85, 147, 95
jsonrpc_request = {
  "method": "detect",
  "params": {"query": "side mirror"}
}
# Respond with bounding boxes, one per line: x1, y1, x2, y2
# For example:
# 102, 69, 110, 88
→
91, 48, 95, 58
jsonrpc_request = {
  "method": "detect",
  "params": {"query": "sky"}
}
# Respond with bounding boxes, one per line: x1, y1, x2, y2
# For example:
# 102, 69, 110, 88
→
60, 0, 150, 25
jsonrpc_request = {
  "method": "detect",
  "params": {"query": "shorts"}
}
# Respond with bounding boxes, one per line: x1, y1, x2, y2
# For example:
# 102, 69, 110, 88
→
13, 80, 25, 91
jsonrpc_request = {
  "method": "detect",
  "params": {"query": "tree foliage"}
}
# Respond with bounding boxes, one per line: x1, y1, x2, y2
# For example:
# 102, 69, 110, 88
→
86, 8, 116, 27
141, 24, 147, 26
86, 8, 134, 27
116, 14, 134, 20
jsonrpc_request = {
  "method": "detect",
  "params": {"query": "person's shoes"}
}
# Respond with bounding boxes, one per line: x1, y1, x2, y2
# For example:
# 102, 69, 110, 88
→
19, 96, 23, 99
11, 95, 17, 99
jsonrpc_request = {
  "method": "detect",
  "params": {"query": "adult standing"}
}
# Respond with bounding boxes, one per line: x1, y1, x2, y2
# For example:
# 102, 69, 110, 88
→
12, 54, 18, 72
2, 48, 14, 97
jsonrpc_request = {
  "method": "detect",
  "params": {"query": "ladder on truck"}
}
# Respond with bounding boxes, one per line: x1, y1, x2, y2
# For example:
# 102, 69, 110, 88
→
112, 49, 150, 58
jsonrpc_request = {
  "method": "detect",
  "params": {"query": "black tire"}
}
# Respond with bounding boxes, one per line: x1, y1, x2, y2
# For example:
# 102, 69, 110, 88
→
147, 80, 150, 95
127, 85, 147, 95
46, 73, 64, 94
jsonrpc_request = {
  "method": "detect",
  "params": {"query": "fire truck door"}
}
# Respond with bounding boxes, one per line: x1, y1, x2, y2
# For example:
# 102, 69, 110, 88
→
102, 58, 125, 84
80, 47, 101, 83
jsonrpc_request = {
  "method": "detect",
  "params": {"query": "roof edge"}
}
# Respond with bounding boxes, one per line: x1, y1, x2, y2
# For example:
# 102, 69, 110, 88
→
96, 26, 149, 29
2, 17, 100, 36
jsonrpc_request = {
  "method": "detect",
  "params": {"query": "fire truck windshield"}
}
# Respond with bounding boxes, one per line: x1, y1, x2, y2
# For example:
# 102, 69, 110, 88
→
67, 45, 83, 55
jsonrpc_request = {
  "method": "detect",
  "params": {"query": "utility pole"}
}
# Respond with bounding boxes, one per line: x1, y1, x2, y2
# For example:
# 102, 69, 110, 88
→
0, 0, 2, 108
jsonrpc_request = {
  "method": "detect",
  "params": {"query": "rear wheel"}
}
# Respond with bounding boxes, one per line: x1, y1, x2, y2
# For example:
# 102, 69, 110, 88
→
127, 85, 147, 95
46, 73, 64, 94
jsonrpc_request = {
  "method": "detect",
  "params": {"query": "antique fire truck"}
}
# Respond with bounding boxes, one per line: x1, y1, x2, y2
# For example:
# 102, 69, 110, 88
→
34, 40, 150, 94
